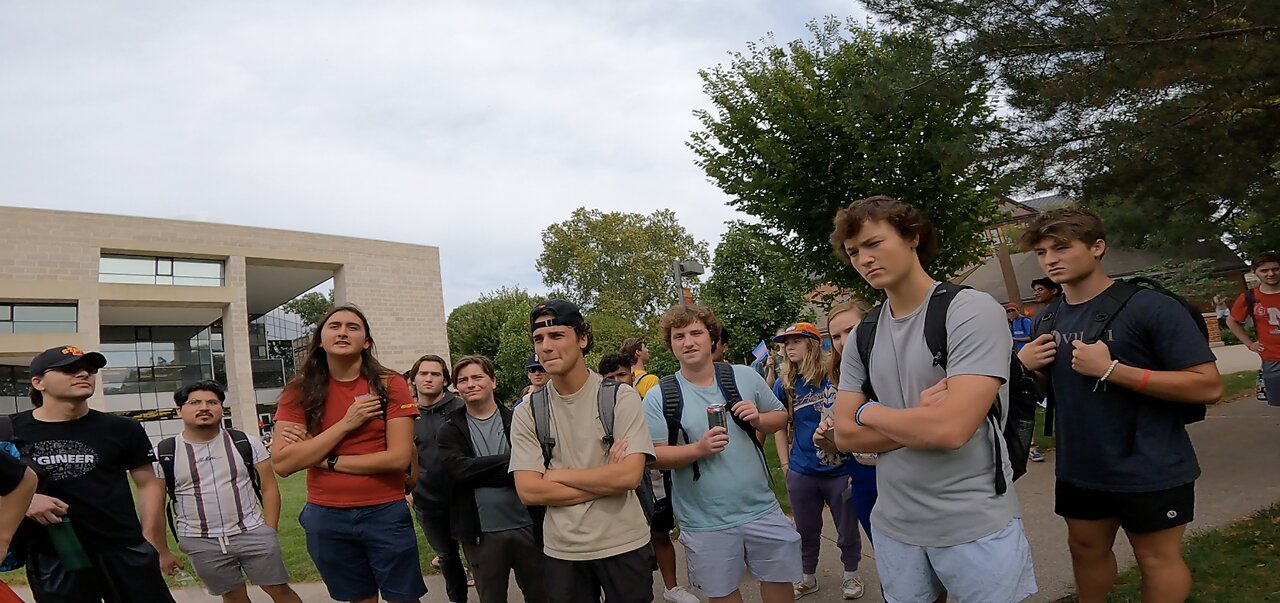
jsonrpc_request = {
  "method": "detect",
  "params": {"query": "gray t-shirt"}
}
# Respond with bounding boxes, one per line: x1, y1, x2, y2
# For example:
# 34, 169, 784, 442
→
838, 283, 1019, 547
467, 411, 533, 533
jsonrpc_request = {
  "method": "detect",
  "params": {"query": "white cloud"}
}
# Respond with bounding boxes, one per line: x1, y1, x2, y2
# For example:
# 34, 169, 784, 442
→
0, 0, 863, 311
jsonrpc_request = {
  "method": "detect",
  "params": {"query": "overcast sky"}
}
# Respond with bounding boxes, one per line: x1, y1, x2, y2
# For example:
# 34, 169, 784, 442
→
0, 1, 865, 311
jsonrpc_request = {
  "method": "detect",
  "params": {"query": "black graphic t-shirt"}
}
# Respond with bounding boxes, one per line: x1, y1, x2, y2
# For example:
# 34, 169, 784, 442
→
1038, 285, 1217, 492
13, 409, 155, 553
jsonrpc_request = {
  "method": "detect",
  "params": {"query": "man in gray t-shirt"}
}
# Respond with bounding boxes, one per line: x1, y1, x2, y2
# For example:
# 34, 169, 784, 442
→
438, 357, 548, 603
828, 196, 1037, 603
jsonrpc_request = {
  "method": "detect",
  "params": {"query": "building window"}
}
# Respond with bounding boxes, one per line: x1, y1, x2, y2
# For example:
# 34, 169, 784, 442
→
99, 255, 224, 287
0, 303, 78, 334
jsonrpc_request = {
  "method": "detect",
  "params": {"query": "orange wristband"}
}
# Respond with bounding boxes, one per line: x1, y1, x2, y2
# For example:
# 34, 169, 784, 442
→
1135, 369, 1152, 393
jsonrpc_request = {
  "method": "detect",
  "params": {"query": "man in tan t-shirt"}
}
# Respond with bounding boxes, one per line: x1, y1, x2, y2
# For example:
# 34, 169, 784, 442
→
510, 300, 657, 603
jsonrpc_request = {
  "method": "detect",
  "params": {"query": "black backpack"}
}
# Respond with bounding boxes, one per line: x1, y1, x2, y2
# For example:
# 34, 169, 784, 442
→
156, 430, 262, 535
855, 283, 1037, 495
655, 362, 771, 483
1036, 277, 1210, 434
528, 378, 656, 523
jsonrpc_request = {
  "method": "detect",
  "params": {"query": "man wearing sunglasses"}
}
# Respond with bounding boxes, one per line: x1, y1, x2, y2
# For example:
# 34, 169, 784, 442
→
14, 345, 176, 603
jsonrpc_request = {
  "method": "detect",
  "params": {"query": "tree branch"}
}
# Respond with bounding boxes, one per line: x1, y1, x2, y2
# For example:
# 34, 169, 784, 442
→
1002, 25, 1279, 54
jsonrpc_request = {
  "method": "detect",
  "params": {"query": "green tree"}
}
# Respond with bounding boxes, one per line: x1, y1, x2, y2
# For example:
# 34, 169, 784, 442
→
689, 18, 1005, 303
494, 310, 534, 404
702, 223, 809, 362
536, 208, 710, 326
863, 0, 1280, 257
446, 287, 539, 361
282, 290, 334, 328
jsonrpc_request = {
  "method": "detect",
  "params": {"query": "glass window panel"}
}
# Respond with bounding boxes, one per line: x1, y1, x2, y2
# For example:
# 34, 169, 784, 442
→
13, 305, 76, 321
155, 276, 173, 285
0, 306, 10, 320
0, 323, 12, 334
99, 257, 155, 276
157, 259, 173, 276
100, 273, 158, 285
172, 276, 222, 287
102, 351, 136, 367
12, 322, 77, 334
138, 367, 154, 381
173, 261, 222, 279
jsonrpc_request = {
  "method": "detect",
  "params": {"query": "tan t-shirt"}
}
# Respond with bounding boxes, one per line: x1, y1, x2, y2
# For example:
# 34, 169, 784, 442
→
509, 371, 656, 561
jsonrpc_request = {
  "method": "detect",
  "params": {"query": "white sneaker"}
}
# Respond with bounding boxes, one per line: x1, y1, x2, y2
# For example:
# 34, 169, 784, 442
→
663, 585, 699, 603
842, 575, 865, 599
794, 576, 820, 599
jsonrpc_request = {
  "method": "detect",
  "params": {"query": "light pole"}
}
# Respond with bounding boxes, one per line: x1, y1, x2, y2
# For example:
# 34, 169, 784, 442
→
672, 260, 705, 305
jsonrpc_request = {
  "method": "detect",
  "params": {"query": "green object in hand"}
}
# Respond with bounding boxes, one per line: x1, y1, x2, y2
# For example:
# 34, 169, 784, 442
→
47, 518, 92, 571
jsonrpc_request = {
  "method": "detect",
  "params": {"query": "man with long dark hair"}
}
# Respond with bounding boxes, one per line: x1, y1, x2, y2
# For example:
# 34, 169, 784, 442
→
271, 305, 426, 603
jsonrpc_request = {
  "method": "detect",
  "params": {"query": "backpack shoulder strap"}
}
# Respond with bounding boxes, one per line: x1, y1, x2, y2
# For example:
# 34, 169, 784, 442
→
923, 283, 970, 370
1083, 280, 1143, 343
1033, 297, 1064, 337
713, 362, 771, 481
529, 387, 555, 469
227, 429, 263, 503
597, 378, 621, 445
658, 374, 699, 481
155, 436, 179, 537
855, 307, 882, 400
1245, 288, 1257, 315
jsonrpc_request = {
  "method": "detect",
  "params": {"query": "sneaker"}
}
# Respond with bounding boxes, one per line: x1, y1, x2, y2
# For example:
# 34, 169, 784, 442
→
663, 585, 699, 603
1029, 447, 1046, 463
430, 555, 441, 569
842, 575, 865, 599
794, 576, 820, 599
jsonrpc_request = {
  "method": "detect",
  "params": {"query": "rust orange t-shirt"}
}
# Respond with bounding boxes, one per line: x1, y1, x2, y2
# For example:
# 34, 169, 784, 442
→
275, 373, 418, 507
1231, 288, 1280, 361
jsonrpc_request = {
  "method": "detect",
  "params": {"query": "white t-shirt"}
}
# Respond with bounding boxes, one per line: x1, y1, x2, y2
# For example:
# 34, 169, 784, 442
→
153, 430, 270, 538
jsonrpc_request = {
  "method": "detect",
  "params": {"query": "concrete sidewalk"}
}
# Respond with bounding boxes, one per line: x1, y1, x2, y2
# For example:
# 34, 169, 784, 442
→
9, 372, 1273, 602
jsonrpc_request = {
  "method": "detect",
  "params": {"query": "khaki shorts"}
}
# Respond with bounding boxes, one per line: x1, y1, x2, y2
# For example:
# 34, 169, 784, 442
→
177, 524, 290, 596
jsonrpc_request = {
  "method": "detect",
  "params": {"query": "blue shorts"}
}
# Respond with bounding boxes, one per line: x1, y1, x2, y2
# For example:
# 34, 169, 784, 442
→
299, 500, 427, 602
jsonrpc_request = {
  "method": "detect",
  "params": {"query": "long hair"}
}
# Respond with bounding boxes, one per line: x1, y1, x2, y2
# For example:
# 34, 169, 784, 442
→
287, 304, 396, 434
779, 336, 828, 418
826, 301, 870, 385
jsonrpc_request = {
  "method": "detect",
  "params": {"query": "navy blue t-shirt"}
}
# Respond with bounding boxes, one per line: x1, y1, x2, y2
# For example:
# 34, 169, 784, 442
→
1038, 285, 1216, 492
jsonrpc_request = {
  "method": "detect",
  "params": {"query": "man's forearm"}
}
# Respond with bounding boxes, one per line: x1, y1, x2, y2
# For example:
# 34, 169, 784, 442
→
262, 481, 282, 530
272, 426, 347, 476
859, 405, 979, 451
514, 473, 601, 506
834, 422, 903, 454
1225, 318, 1255, 347
0, 470, 37, 544
136, 481, 170, 553
652, 443, 709, 470
752, 410, 789, 435
330, 448, 413, 475
1107, 363, 1223, 404
544, 457, 644, 496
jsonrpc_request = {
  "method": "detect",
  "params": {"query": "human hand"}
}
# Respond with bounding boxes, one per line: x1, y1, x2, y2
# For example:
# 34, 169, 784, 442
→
731, 400, 760, 427
276, 423, 309, 445
1250, 341, 1265, 354
608, 438, 629, 464
812, 417, 837, 453
158, 550, 184, 575
1018, 334, 1058, 371
26, 494, 69, 525
697, 426, 729, 457
1070, 340, 1114, 378
341, 394, 384, 432
918, 378, 948, 408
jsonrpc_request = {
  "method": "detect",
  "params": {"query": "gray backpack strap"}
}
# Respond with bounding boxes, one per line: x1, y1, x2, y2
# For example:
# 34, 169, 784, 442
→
529, 387, 555, 468
598, 378, 621, 445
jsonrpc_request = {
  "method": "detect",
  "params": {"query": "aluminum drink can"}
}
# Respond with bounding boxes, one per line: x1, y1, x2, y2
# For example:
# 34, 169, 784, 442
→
707, 403, 728, 437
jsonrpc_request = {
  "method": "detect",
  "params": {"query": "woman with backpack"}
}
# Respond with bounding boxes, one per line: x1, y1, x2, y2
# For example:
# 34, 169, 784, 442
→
818, 301, 879, 546
271, 304, 426, 603
772, 321, 864, 600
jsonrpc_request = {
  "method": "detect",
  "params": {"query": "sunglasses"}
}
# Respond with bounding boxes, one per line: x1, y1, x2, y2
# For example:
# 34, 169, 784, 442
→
526, 367, 546, 374
43, 365, 100, 376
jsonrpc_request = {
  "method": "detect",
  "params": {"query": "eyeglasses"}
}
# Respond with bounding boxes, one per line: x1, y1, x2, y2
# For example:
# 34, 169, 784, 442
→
182, 399, 224, 407
526, 368, 546, 374
44, 365, 99, 376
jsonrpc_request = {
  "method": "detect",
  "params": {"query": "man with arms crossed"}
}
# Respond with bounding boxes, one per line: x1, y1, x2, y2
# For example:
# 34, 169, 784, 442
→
1018, 209, 1222, 603
830, 196, 1037, 603
509, 301, 656, 603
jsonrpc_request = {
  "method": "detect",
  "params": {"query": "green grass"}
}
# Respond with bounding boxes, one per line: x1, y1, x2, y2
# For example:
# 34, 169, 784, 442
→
1055, 503, 1280, 603
763, 434, 791, 514
1, 472, 439, 586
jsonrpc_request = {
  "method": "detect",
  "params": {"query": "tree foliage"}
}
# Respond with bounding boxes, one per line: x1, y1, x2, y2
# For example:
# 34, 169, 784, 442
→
446, 287, 539, 361
494, 309, 533, 404
689, 18, 1005, 302
864, 0, 1280, 256
282, 290, 334, 328
536, 208, 710, 326
702, 223, 809, 362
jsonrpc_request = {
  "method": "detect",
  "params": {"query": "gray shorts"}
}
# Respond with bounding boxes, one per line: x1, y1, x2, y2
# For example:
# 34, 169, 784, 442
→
678, 508, 801, 598
873, 518, 1037, 603
177, 524, 291, 596
1262, 361, 1280, 406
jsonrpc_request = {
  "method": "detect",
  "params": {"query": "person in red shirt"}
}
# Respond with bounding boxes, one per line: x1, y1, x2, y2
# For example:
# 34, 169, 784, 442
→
271, 304, 425, 603
1227, 251, 1280, 406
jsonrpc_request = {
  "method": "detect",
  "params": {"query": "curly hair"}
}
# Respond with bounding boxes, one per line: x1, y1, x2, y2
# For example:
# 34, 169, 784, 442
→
830, 195, 939, 268
658, 304, 723, 351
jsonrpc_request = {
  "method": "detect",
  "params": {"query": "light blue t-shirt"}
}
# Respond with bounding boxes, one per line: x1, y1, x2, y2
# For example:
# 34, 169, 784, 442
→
643, 364, 785, 532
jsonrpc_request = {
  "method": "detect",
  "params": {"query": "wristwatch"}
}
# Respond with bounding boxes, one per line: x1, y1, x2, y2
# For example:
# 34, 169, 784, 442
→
326, 455, 339, 471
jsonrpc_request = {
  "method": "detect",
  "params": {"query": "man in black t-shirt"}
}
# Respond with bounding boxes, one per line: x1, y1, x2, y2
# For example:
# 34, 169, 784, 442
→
1017, 211, 1223, 603
14, 345, 176, 603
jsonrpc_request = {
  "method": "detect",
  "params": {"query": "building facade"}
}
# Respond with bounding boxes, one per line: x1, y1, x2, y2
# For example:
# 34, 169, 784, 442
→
0, 206, 448, 441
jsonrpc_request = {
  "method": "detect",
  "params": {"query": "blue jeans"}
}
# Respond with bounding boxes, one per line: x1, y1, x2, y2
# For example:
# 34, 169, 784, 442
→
299, 501, 427, 602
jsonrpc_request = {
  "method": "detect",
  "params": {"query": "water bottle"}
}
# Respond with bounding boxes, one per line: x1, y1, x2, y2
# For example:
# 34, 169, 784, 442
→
175, 569, 199, 588
47, 518, 92, 571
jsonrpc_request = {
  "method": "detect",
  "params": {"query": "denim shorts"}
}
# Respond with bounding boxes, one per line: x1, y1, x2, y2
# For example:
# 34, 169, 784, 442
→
299, 500, 427, 602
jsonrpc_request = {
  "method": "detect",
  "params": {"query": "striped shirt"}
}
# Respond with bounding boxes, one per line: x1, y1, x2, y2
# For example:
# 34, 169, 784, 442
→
152, 430, 270, 538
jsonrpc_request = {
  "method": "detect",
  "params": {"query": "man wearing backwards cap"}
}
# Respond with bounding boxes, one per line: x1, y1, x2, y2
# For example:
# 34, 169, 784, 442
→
14, 345, 176, 603
508, 300, 656, 603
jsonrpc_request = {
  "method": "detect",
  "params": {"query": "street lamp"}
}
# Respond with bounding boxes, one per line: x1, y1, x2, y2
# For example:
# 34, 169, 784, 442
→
673, 260, 705, 305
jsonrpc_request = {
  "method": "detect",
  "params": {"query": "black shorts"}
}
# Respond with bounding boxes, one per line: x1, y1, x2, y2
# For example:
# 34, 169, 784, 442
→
544, 544, 656, 603
1055, 479, 1195, 534
26, 541, 177, 603
651, 496, 675, 534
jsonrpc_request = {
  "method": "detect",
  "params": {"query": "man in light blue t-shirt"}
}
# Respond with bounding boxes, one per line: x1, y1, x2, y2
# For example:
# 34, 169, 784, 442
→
643, 304, 799, 603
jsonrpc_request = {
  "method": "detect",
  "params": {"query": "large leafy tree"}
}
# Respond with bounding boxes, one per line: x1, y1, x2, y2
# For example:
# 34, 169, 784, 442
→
282, 290, 334, 328
689, 18, 1005, 302
863, 0, 1280, 256
446, 287, 539, 361
494, 309, 534, 403
536, 208, 710, 326
702, 222, 809, 362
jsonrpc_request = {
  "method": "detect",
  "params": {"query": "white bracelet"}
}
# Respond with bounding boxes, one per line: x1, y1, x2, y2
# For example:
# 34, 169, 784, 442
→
1100, 359, 1120, 382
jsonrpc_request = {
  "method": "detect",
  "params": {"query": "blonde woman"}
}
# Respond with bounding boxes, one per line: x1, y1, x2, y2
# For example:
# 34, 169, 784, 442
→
772, 322, 864, 599
819, 301, 879, 547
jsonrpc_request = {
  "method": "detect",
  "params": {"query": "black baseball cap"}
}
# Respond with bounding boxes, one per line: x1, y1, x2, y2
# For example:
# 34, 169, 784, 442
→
525, 353, 544, 371
30, 345, 107, 375
529, 300, 584, 332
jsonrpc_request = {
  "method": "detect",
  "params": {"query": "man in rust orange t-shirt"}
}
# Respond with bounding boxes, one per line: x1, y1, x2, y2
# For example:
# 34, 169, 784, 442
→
271, 305, 426, 603
1227, 252, 1280, 406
